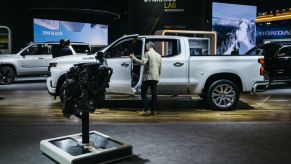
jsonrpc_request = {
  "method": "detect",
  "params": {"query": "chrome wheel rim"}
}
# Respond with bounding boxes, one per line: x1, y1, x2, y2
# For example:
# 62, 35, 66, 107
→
212, 84, 235, 108
0, 68, 14, 84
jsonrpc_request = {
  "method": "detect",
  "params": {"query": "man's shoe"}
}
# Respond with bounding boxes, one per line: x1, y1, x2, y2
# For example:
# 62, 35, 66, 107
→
139, 111, 151, 116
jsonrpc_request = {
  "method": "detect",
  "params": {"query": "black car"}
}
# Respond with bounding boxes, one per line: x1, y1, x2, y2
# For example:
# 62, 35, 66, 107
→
246, 42, 291, 85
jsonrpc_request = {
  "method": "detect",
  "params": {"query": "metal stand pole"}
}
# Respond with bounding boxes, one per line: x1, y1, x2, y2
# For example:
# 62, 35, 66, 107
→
82, 111, 89, 144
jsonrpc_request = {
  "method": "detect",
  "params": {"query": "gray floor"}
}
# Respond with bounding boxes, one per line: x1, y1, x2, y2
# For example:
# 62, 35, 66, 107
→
0, 122, 291, 164
1, 81, 291, 164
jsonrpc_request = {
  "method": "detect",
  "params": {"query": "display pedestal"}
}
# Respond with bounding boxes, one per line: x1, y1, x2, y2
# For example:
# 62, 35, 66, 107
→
40, 112, 132, 164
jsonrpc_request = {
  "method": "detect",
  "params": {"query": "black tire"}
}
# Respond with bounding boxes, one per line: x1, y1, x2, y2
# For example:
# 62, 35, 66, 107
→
0, 66, 16, 85
264, 72, 271, 88
59, 81, 66, 103
199, 92, 207, 101
256, 72, 271, 91
206, 79, 239, 111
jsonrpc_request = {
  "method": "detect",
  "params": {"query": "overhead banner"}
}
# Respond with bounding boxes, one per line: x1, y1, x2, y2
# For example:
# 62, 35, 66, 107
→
33, 18, 108, 46
256, 25, 291, 44
212, 3, 257, 55
129, 0, 207, 34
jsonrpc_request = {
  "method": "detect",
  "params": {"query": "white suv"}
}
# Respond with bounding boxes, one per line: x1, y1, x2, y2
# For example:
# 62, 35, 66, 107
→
0, 42, 90, 84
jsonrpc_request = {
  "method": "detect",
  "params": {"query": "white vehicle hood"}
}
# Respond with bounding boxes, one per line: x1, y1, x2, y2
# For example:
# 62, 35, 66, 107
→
0, 54, 18, 58
50, 54, 97, 65
0, 54, 19, 63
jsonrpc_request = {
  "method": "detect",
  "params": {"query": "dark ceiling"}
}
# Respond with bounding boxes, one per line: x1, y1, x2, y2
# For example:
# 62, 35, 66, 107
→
212, 0, 290, 12
3, 0, 290, 13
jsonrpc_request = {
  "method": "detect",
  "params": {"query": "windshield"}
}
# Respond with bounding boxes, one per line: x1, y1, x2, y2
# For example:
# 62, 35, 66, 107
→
91, 46, 107, 54
71, 44, 91, 53
245, 46, 264, 56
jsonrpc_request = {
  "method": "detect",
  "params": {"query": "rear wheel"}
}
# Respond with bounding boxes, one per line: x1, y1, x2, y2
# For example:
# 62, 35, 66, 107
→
256, 72, 270, 91
199, 92, 207, 101
264, 72, 271, 87
206, 79, 239, 111
0, 66, 16, 85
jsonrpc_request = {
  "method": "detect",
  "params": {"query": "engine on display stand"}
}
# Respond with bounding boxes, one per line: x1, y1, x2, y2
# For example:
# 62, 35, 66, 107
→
40, 54, 132, 164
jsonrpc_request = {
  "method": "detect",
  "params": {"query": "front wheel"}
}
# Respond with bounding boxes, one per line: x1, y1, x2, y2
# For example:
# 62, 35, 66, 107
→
59, 81, 66, 103
0, 66, 16, 85
206, 80, 239, 111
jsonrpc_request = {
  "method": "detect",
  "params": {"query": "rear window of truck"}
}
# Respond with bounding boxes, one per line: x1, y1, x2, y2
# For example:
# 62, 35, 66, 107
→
188, 39, 210, 56
145, 39, 181, 57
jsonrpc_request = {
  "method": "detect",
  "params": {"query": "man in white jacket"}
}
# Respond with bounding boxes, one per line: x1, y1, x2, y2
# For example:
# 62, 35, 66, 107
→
130, 41, 162, 116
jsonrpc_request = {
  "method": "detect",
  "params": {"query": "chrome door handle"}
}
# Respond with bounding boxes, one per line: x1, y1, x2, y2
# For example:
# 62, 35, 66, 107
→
38, 58, 44, 59
173, 62, 184, 67
121, 63, 129, 67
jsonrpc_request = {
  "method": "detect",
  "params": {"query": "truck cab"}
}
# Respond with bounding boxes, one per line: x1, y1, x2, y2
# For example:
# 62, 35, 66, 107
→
245, 43, 291, 84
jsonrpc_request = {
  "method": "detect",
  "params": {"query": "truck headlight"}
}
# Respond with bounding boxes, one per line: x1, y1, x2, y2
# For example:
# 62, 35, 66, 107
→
49, 62, 57, 68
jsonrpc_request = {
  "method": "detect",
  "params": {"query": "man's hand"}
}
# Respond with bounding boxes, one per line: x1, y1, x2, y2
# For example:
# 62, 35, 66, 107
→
129, 53, 135, 59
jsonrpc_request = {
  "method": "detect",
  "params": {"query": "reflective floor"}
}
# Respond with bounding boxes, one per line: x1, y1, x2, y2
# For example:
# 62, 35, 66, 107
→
1, 81, 291, 123
1, 81, 291, 164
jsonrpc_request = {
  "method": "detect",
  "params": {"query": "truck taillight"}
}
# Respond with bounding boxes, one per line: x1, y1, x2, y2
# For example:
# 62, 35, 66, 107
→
258, 58, 264, 76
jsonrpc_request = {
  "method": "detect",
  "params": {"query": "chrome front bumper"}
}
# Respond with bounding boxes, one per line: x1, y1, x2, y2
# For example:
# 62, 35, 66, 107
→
251, 81, 269, 94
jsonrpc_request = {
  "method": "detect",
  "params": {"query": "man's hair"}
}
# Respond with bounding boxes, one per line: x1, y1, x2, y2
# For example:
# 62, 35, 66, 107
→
60, 39, 65, 44
65, 39, 71, 46
146, 41, 155, 50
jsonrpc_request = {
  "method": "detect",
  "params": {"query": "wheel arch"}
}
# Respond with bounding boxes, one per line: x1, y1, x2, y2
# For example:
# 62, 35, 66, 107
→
204, 73, 243, 93
0, 64, 18, 75
56, 74, 66, 96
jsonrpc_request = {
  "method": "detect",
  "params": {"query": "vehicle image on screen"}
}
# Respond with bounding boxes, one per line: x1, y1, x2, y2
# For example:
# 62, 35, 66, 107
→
0, 42, 91, 85
245, 42, 291, 86
47, 34, 268, 110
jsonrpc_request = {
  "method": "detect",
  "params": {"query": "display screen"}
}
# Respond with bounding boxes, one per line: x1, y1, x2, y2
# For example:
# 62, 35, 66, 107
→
212, 3, 257, 55
33, 18, 108, 46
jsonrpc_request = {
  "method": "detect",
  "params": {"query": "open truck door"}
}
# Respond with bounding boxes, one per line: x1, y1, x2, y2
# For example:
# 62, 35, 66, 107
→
103, 35, 144, 95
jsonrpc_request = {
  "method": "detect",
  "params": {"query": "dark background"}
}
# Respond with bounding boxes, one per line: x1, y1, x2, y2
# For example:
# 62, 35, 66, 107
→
0, 0, 290, 52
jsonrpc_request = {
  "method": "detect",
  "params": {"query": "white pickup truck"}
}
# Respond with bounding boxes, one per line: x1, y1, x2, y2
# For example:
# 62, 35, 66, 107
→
47, 34, 267, 110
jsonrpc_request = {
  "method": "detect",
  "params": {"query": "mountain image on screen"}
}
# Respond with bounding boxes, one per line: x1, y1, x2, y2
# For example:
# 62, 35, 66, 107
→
212, 3, 257, 55
221, 19, 256, 54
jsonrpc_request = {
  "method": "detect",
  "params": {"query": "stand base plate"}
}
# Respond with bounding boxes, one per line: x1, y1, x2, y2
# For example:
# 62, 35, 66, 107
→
40, 131, 132, 164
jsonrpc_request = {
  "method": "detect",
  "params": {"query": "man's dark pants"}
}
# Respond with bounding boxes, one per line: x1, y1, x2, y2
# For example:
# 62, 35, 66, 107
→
141, 80, 158, 112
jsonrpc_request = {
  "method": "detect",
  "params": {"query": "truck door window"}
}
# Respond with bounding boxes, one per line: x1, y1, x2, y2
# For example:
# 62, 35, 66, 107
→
105, 38, 142, 58
277, 48, 288, 57
21, 44, 50, 55
245, 47, 264, 56
145, 39, 181, 57
71, 44, 91, 53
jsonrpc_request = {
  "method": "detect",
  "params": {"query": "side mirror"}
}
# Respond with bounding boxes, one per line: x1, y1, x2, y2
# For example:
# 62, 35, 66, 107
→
95, 51, 104, 63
